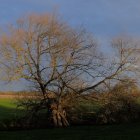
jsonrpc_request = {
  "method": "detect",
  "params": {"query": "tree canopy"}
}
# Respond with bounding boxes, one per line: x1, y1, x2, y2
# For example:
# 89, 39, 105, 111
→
0, 13, 139, 127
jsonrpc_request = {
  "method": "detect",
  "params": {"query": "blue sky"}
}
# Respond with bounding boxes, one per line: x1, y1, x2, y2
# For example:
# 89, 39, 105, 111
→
0, 0, 140, 91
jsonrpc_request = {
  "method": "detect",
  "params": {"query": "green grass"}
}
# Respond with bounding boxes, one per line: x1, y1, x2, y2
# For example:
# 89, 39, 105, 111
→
0, 124, 140, 140
0, 98, 23, 120
0, 98, 17, 108
0, 98, 140, 139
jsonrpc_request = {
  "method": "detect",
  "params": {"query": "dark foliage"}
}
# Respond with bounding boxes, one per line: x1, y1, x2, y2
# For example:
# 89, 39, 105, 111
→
97, 82, 140, 124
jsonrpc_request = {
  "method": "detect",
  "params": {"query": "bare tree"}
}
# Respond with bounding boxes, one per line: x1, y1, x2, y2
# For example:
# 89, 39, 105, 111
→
0, 14, 139, 127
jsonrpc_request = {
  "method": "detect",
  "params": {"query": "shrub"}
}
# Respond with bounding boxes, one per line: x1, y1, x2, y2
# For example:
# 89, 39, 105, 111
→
97, 91, 140, 124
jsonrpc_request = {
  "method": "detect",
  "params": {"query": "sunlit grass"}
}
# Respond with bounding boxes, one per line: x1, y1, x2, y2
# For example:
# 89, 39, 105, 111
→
0, 98, 16, 108
0, 98, 23, 120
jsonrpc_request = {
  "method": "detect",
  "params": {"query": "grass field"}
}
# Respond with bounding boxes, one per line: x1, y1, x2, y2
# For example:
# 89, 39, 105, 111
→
0, 124, 140, 140
0, 98, 23, 120
0, 97, 140, 139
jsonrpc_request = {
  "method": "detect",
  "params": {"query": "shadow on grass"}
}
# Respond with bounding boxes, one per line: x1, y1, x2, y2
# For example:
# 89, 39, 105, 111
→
1, 105, 140, 139
0, 105, 25, 130
1, 124, 140, 140
0, 104, 51, 130
0, 106, 23, 119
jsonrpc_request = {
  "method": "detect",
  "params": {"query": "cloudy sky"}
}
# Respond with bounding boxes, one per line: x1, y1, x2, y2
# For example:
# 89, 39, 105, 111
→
0, 0, 140, 91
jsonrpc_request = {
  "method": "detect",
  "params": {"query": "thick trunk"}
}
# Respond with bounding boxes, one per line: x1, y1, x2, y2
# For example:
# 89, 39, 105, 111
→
50, 103, 69, 127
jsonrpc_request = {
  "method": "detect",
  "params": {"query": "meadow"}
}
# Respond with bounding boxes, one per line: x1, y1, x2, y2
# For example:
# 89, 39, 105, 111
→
0, 97, 24, 121
0, 96, 140, 139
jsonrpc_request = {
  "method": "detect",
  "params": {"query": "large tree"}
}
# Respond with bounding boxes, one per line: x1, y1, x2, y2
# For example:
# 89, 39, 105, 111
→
0, 14, 139, 127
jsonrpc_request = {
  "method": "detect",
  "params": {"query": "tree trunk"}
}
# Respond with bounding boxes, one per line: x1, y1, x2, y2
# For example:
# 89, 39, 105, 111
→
50, 103, 69, 127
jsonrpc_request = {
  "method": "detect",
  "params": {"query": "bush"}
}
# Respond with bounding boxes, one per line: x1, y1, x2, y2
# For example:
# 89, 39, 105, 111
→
97, 92, 140, 124
66, 99, 100, 125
